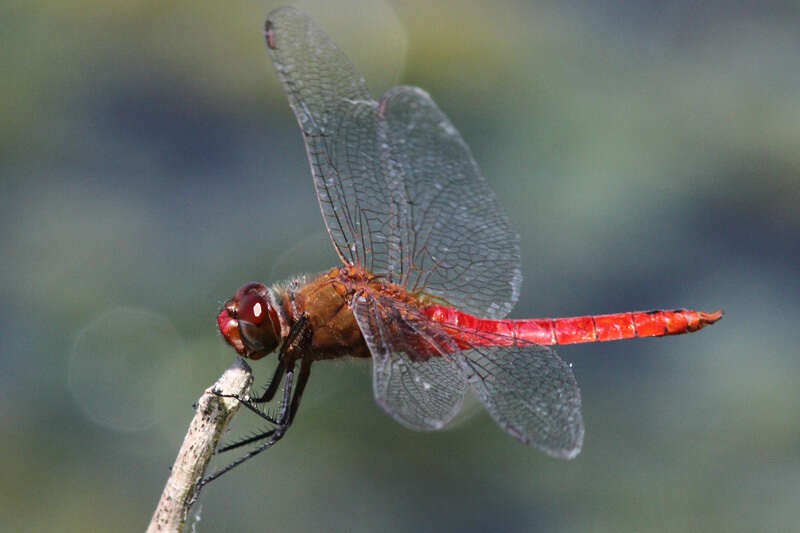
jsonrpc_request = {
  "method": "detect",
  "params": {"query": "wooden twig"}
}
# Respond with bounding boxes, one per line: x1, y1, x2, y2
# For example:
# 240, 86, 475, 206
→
146, 358, 253, 533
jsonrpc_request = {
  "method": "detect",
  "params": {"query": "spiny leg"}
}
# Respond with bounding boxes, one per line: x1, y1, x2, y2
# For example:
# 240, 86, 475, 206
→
220, 334, 315, 452
190, 363, 297, 502
249, 358, 287, 403
288, 356, 312, 425
215, 362, 297, 454
216, 428, 277, 454
229, 313, 309, 405
214, 313, 311, 438
191, 317, 313, 500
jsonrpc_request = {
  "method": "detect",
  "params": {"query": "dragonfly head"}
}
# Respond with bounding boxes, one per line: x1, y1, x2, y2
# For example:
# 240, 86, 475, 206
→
217, 282, 282, 360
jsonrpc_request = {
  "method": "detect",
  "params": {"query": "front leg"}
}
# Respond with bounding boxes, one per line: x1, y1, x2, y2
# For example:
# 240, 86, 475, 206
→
214, 362, 297, 454
194, 355, 313, 497
196, 313, 314, 493
189, 363, 297, 504
249, 356, 287, 404
215, 314, 312, 446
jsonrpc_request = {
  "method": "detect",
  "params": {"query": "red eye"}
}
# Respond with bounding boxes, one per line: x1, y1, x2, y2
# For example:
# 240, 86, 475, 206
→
239, 292, 267, 325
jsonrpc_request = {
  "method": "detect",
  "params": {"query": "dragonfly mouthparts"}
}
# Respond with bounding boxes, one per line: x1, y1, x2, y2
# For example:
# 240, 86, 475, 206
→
217, 307, 246, 356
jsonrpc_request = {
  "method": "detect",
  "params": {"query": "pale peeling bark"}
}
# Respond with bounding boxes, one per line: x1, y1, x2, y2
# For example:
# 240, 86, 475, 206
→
146, 359, 253, 533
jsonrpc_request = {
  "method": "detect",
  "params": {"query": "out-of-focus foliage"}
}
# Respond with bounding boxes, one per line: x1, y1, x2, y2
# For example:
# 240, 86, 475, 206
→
2, 1, 798, 531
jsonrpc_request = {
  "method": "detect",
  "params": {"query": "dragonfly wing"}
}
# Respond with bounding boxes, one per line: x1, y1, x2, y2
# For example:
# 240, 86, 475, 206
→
457, 339, 584, 458
377, 87, 521, 319
266, 8, 521, 318
265, 7, 383, 268
352, 294, 467, 430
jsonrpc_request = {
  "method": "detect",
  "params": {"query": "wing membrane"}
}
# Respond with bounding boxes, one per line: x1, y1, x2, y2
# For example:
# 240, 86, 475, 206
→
353, 291, 583, 457
453, 331, 584, 458
266, 8, 521, 318
266, 7, 383, 268
352, 294, 466, 430
377, 87, 521, 318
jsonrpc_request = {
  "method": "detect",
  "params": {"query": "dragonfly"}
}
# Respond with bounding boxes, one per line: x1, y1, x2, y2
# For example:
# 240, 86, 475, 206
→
204, 6, 722, 485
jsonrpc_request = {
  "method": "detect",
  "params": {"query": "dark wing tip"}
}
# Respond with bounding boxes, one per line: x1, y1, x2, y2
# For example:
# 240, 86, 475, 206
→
265, 6, 302, 49
264, 19, 275, 49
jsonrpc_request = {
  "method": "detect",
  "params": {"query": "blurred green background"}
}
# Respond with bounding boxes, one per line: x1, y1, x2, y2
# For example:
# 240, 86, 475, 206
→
3, 0, 799, 531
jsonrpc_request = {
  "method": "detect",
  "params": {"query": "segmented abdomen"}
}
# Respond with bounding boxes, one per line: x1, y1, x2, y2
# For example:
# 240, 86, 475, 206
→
424, 306, 723, 347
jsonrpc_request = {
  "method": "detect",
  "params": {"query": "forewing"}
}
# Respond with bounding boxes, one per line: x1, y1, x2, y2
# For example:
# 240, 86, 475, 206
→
266, 8, 521, 318
446, 327, 584, 458
265, 7, 384, 268
352, 294, 467, 430
377, 87, 521, 318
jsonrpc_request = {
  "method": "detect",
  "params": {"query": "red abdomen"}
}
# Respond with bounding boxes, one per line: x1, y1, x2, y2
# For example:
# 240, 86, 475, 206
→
425, 306, 723, 347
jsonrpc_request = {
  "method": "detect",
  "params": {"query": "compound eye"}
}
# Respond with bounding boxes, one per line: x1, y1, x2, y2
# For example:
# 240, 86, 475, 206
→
239, 292, 267, 325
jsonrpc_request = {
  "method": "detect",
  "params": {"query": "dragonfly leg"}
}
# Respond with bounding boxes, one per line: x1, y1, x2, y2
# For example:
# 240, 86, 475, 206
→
213, 364, 297, 454
210, 366, 288, 425
229, 312, 310, 404
216, 428, 278, 454
212, 394, 281, 427
249, 357, 287, 403
282, 312, 311, 361
287, 356, 312, 425
191, 318, 314, 500
191, 364, 298, 503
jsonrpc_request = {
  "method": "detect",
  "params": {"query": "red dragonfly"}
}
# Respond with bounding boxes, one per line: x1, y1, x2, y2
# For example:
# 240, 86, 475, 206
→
206, 7, 721, 484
